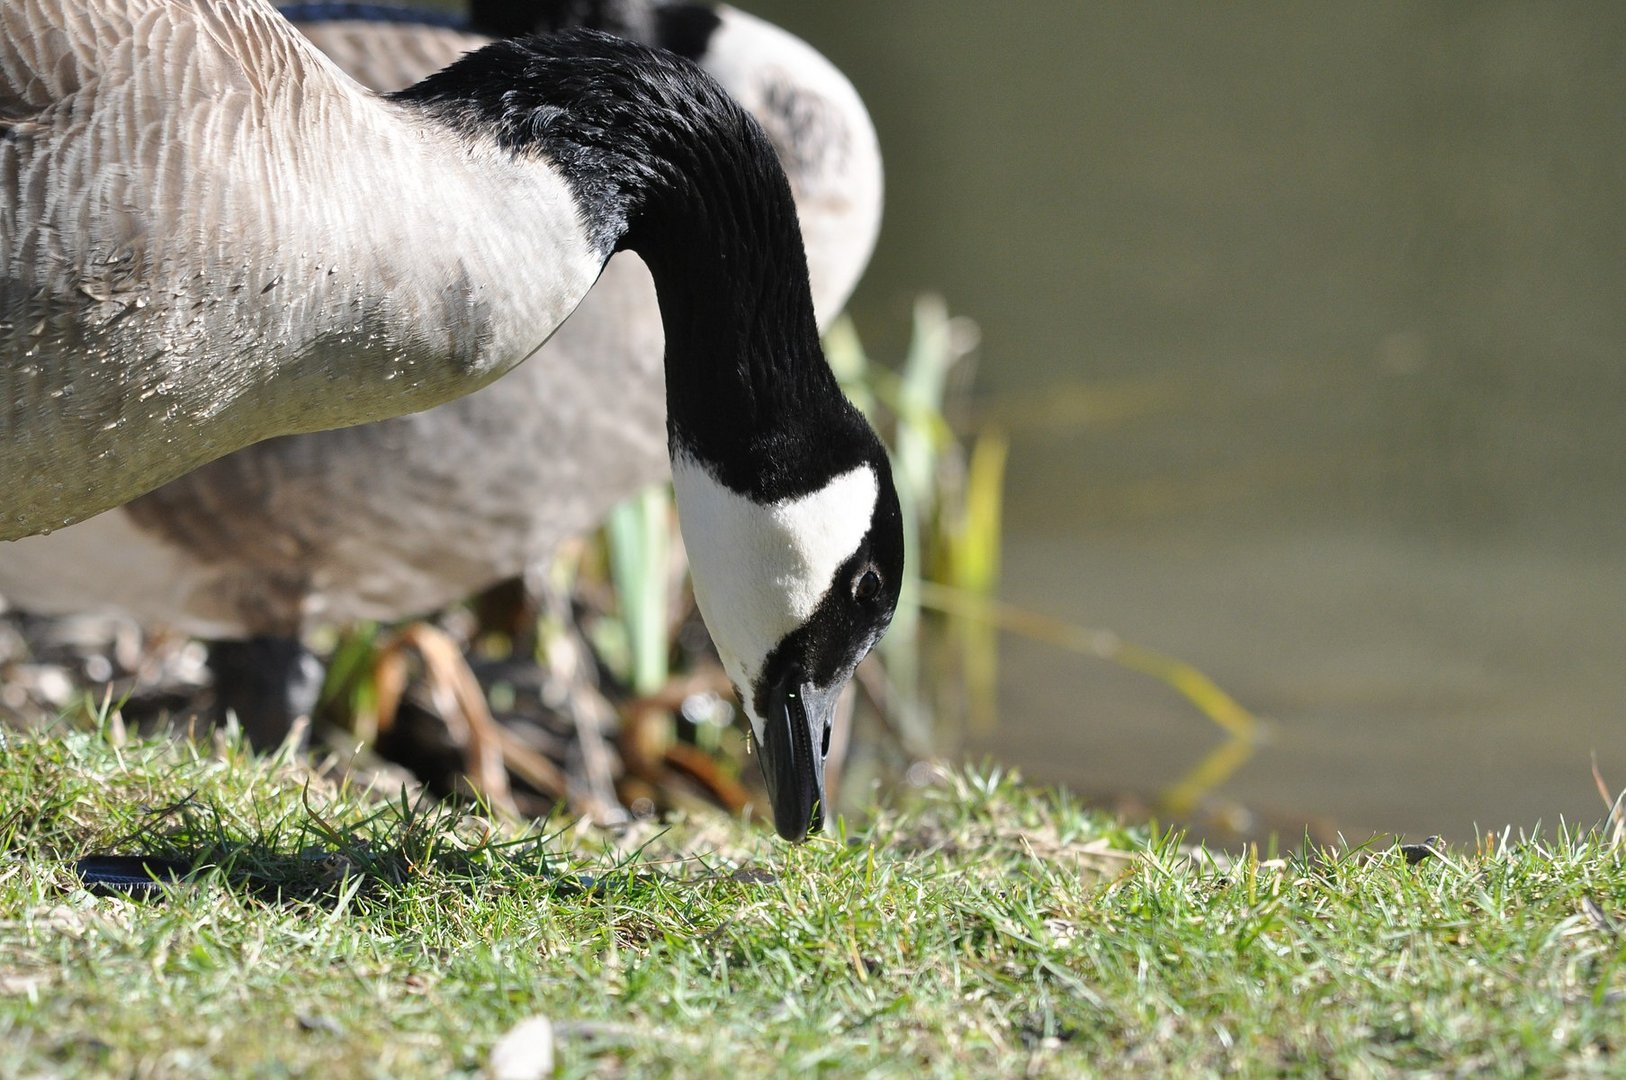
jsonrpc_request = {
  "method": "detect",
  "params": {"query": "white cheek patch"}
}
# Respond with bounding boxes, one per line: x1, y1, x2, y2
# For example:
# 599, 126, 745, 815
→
672, 455, 878, 697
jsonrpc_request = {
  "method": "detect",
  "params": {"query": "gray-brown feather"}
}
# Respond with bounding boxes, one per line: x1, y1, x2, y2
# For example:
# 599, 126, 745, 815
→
293, 20, 489, 93
122, 253, 670, 633
0, 0, 598, 540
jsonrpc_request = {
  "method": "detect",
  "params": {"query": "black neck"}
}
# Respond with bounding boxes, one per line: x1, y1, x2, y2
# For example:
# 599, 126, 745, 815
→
394, 31, 871, 500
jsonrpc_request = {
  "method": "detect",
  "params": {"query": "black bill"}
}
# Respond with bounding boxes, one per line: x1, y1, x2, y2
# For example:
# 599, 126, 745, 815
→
759, 670, 840, 842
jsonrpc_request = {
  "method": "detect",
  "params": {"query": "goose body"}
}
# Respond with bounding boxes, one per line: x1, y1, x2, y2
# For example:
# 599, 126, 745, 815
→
0, 0, 603, 538
0, 0, 898, 840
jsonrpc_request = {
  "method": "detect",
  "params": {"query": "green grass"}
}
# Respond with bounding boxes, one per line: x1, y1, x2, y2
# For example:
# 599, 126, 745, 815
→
3, 725, 1625, 1077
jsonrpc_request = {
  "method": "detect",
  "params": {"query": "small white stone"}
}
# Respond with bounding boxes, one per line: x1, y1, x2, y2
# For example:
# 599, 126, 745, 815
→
488, 1016, 555, 1080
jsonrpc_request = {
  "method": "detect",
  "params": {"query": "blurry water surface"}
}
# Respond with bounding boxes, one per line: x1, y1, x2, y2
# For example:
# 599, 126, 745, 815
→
745, 1, 1626, 839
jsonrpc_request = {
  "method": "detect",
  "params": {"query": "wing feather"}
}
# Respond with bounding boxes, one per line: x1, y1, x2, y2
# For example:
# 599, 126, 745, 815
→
0, 0, 597, 539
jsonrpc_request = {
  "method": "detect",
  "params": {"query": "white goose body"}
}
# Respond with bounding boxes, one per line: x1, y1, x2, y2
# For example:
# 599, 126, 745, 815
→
0, 0, 604, 538
0, 1, 900, 841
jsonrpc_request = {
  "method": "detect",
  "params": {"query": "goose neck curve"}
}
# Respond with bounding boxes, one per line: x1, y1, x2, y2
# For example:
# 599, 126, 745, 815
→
394, 29, 846, 497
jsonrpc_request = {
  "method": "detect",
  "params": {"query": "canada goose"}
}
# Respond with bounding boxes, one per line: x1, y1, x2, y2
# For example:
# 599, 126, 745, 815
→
0, 0, 895, 841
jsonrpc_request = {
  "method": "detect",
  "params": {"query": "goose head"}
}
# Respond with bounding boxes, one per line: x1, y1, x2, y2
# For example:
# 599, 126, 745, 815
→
672, 412, 903, 842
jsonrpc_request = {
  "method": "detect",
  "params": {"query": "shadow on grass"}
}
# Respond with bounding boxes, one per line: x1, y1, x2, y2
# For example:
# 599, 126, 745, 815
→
65, 785, 642, 907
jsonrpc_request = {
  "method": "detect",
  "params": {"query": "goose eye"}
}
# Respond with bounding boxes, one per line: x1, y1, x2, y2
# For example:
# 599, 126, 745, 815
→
853, 568, 882, 603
